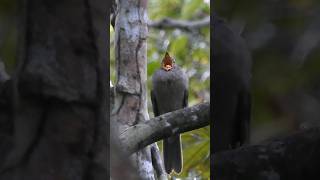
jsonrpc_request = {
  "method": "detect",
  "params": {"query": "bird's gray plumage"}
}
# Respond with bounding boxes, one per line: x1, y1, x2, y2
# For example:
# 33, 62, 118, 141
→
212, 17, 251, 153
151, 65, 188, 174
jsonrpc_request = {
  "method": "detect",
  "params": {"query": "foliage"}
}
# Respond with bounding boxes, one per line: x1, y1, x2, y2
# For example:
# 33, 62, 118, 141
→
110, 0, 210, 179
0, 0, 18, 73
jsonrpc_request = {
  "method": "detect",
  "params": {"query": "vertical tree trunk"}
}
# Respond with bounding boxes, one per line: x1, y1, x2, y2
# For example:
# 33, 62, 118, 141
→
0, 0, 107, 179
111, 0, 165, 179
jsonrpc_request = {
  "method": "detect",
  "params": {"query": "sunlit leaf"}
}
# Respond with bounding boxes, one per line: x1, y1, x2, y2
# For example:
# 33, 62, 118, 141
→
181, 0, 203, 19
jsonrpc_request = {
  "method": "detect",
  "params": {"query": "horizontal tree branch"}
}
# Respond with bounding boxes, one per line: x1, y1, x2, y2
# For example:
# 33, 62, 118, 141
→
148, 16, 210, 31
213, 127, 320, 180
119, 102, 210, 154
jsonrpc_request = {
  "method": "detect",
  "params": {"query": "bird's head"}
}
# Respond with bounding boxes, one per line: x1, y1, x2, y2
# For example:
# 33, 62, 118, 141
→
161, 52, 175, 71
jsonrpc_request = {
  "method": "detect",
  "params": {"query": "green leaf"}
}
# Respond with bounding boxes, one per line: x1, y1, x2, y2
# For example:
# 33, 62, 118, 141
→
147, 60, 160, 77
169, 35, 188, 60
181, 0, 203, 19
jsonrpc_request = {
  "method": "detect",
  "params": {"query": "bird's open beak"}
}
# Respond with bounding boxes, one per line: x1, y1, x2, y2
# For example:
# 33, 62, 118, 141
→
163, 64, 173, 71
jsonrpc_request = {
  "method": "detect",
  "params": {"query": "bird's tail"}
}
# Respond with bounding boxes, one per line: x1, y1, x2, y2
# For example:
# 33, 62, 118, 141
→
163, 134, 182, 174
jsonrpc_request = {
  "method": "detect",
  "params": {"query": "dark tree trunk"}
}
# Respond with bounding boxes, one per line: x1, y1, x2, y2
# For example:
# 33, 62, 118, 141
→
213, 128, 320, 180
0, 0, 107, 179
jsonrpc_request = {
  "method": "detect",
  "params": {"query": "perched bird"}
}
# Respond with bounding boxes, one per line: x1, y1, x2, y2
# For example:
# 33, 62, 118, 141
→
151, 52, 188, 174
212, 17, 252, 153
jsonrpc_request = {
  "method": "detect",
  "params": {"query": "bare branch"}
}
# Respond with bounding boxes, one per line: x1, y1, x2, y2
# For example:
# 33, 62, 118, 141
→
119, 102, 210, 154
151, 143, 167, 180
149, 16, 210, 31
213, 128, 320, 180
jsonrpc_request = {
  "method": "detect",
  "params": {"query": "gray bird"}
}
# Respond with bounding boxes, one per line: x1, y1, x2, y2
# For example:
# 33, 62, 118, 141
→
151, 52, 188, 174
212, 17, 251, 153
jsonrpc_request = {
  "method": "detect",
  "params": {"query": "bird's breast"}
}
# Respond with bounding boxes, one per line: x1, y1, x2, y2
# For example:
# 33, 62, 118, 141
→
152, 68, 188, 114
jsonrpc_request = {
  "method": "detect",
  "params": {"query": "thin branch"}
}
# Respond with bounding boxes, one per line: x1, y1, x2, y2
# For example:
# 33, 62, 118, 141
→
119, 102, 210, 154
151, 143, 167, 180
213, 127, 320, 180
149, 16, 210, 31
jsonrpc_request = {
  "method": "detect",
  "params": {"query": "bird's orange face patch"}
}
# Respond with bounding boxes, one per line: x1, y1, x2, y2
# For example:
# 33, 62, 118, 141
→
161, 52, 175, 71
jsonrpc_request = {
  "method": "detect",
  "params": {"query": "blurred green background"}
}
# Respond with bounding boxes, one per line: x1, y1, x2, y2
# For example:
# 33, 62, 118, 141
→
110, 0, 210, 179
0, 0, 18, 73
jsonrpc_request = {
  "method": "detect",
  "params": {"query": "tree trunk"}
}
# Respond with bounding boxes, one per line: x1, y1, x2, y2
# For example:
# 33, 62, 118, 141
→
0, 0, 107, 179
111, 0, 166, 179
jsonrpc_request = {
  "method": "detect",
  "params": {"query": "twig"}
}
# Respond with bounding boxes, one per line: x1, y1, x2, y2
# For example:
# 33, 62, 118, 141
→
149, 16, 210, 31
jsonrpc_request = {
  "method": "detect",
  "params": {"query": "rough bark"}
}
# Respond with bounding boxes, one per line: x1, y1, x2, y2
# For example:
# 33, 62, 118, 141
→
120, 102, 209, 154
87, 0, 108, 178
212, 128, 320, 180
110, 83, 144, 180
0, 0, 107, 179
111, 0, 166, 179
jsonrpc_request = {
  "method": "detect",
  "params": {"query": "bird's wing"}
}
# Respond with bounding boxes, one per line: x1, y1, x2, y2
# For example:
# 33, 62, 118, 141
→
183, 89, 188, 108
151, 90, 159, 117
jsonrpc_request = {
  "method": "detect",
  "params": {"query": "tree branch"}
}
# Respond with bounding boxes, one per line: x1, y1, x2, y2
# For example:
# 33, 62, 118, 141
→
213, 128, 320, 180
151, 143, 167, 180
119, 102, 210, 154
149, 16, 210, 31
